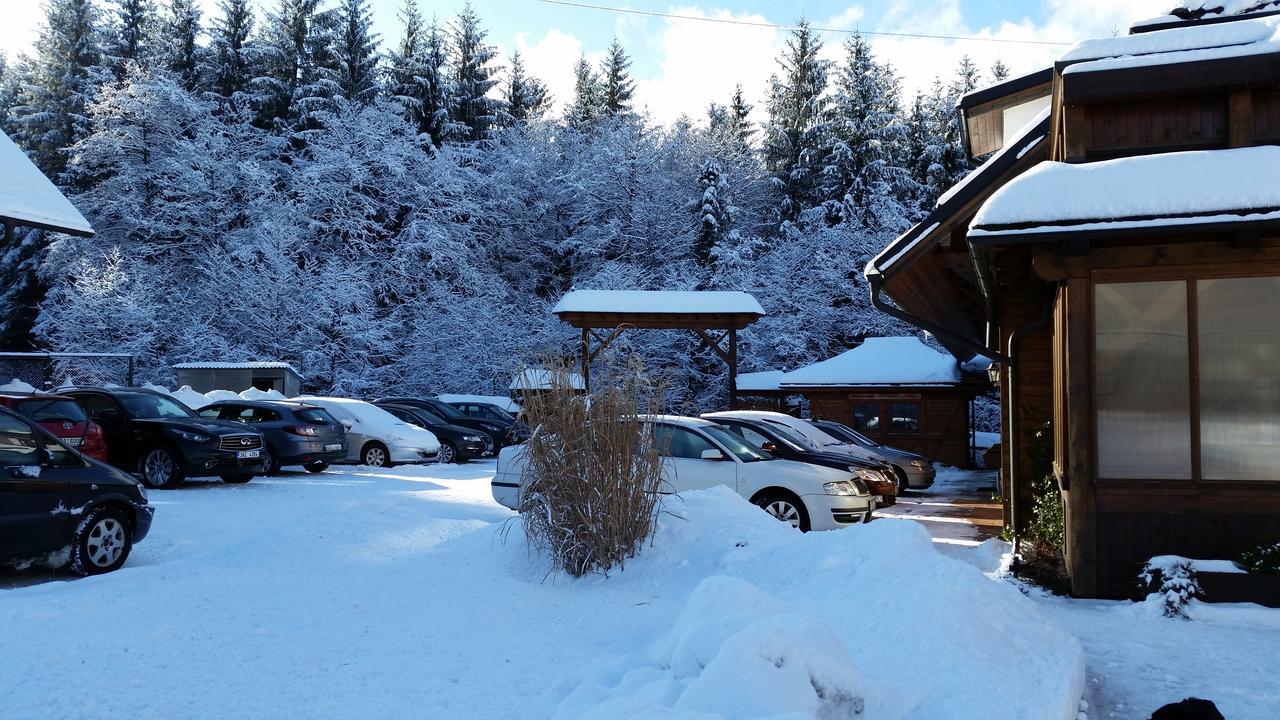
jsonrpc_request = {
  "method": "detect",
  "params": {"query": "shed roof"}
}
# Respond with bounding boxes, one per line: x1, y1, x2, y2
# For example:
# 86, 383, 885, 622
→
779, 337, 961, 388
969, 146, 1280, 242
736, 370, 786, 392
510, 368, 585, 391
0, 129, 94, 236
173, 361, 302, 375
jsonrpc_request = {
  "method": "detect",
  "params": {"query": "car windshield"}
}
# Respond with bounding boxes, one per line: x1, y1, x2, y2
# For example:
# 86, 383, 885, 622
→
412, 407, 446, 425
699, 425, 773, 463
121, 393, 196, 419
840, 426, 880, 448
15, 399, 87, 423
478, 405, 514, 421
427, 400, 466, 419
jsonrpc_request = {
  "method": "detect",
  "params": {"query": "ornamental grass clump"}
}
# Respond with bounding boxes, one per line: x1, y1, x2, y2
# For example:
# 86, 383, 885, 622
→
519, 356, 666, 577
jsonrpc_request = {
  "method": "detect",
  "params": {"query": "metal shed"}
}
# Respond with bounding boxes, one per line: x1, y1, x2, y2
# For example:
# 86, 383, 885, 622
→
173, 362, 304, 396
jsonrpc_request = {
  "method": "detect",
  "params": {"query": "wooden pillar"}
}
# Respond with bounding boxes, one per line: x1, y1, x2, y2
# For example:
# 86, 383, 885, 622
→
1063, 277, 1098, 597
728, 327, 738, 410
580, 326, 590, 394
1229, 88, 1254, 148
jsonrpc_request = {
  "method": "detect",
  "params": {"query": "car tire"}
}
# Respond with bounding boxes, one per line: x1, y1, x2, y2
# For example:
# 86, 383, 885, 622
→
69, 506, 133, 576
303, 461, 328, 474
362, 442, 390, 467
262, 448, 281, 476
752, 490, 811, 532
437, 441, 456, 465
138, 446, 184, 489
220, 472, 253, 484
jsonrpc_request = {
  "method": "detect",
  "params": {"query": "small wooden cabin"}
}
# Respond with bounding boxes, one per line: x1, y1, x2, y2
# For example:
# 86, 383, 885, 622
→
780, 337, 986, 468
173, 362, 304, 396
865, 3, 1280, 598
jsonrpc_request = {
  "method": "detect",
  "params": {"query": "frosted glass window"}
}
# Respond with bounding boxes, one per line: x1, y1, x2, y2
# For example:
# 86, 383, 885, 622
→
1095, 281, 1191, 479
1198, 277, 1280, 480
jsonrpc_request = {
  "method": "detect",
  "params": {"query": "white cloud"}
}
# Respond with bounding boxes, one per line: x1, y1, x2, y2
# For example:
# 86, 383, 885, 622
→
0, 3, 44, 61
512, 28, 607, 116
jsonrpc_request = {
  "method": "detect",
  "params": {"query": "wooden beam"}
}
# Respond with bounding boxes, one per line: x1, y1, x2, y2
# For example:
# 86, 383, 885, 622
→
1063, 277, 1097, 597
1229, 87, 1254, 148
580, 326, 590, 394
586, 325, 627, 362
728, 327, 738, 410
692, 328, 732, 364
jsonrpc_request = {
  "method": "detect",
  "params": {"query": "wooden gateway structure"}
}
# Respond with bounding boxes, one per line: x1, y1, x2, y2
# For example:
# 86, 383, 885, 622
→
780, 337, 987, 468
865, 3, 1280, 598
552, 290, 765, 407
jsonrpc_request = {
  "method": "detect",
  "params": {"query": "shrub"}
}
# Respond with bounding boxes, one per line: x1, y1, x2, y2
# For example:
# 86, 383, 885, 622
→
1239, 541, 1280, 574
1140, 559, 1202, 619
519, 356, 667, 576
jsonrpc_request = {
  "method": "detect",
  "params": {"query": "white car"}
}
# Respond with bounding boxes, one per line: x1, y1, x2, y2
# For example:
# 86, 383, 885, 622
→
294, 396, 440, 467
491, 415, 875, 531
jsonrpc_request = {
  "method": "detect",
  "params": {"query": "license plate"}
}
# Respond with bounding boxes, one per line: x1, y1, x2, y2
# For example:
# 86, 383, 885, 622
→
324, 443, 343, 452
237, 449, 260, 459
63, 437, 82, 447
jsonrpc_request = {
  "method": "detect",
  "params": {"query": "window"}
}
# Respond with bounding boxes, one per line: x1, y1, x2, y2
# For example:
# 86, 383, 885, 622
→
296, 408, 338, 425
851, 402, 880, 431
14, 399, 87, 424
0, 413, 39, 467
653, 425, 717, 459
120, 394, 195, 419
889, 403, 919, 432
76, 395, 119, 420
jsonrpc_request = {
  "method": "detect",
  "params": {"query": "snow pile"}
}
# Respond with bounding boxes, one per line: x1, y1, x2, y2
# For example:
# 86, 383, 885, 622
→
240, 387, 287, 401
971, 146, 1280, 235
0, 129, 94, 235
169, 385, 212, 409
558, 487, 1085, 720
780, 336, 961, 387
552, 289, 765, 316
202, 389, 242, 403
0, 378, 38, 393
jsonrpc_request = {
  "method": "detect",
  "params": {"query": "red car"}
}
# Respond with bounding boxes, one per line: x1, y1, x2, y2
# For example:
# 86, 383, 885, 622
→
0, 392, 109, 462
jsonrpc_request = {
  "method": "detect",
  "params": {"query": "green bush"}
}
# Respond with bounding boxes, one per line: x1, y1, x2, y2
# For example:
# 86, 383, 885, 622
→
1240, 541, 1280, 574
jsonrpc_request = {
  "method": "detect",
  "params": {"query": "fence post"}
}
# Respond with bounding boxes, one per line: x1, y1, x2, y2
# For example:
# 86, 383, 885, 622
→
127, 356, 135, 387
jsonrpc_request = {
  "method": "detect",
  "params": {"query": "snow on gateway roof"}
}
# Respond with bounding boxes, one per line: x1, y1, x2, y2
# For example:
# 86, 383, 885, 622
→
780, 337, 961, 387
552, 290, 764, 316
969, 146, 1280, 238
172, 361, 302, 374
0, 129, 93, 236
736, 370, 786, 392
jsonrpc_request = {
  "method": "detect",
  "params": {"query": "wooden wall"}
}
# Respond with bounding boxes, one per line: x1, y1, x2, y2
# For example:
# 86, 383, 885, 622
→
804, 386, 976, 468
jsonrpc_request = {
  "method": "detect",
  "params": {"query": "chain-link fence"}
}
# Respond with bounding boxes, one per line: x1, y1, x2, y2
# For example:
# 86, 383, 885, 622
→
0, 352, 135, 390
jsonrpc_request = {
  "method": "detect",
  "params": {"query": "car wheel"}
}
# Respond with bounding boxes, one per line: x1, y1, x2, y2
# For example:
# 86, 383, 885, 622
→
752, 490, 811, 532
220, 472, 253, 484
362, 442, 390, 467
261, 448, 281, 476
69, 506, 133, 576
437, 441, 456, 464
138, 446, 184, 489
303, 461, 328, 474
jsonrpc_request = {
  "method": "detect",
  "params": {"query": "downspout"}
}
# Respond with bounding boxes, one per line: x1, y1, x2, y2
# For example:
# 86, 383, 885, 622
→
868, 273, 1010, 364
968, 240, 1000, 351
1005, 291, 1054, 549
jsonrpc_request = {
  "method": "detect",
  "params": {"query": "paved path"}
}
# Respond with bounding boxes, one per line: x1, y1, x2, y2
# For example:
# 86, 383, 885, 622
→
877, 467, 1003, 550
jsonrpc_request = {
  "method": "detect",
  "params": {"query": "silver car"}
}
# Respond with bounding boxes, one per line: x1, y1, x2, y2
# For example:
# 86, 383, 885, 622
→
810, 420, 935, 490
294, 397, 440, 467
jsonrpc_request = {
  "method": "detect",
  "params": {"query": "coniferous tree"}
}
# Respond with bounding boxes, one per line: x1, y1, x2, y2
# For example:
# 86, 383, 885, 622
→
388, 3, 452, 149
762, 19, 830, 228
568, 54, 602, 129
253, 0, 320, 129
105, 0, 157, 74
600, 38, 634, 116
990, 58, 1010, 83
504, 50, 549, 123
0, 56, 27, 135
692, 159, 734, 267
333, 0, 379, 104
449, 3, 502, 142
209, 0, 255, 101
162, 0, 202, 91
727, 84, 754, 145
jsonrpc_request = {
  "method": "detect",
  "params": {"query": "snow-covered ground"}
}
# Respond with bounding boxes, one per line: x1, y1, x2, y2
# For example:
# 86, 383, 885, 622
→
1, 462, 1087, 719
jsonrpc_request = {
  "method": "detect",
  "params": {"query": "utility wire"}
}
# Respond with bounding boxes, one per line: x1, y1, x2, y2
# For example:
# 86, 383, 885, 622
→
535, 0, 1074, 46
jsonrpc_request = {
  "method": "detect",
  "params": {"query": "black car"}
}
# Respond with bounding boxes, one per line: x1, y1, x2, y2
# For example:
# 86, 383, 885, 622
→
0, 407, 153, 576
198, 400, 348, 475
448, 401, 518, 424
706, 416, 901, 503
65, 388, 267, 488
373, 402, 490, 464
376, 397, 527, 449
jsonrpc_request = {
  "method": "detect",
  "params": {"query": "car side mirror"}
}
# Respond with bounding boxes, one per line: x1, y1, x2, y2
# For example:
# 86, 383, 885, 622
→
700, 449, 726, 461
761, 442, 779, 453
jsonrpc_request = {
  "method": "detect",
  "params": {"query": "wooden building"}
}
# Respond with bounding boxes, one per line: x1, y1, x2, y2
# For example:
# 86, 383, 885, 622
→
864, 4, 1280, 598
173, 362, 304, 396
779, 337, 986, 468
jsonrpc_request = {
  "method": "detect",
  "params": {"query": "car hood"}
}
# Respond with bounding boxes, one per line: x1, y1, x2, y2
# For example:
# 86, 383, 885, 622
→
439, 423, 486, 438
133, 418, 258, 435
804, 451, 888, 471
871, 445, 927, 462
739, 458, 856, 490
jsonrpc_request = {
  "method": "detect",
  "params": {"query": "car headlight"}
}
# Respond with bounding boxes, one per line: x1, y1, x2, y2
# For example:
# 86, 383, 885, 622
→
168, 428, 211, 443
464, 435, 483, 442
910, 460, 928, 469
135, 483, 148, 501
823, 480, 859, 496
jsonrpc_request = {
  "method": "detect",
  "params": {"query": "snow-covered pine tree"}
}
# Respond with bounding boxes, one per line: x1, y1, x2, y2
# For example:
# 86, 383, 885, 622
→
727, 84, 754, 146
449, 2, 503, 143
600, 38, 634, 117
569, 54, 603, 129
505, 50, 549, 123
386, 2, 452, 150
333, 0, 379, 104
990, 58, 1010, 83
162, 0, 203, 92
762, 19, 831, 230
0, 56, 26, 135
104, 0, 157, 76
208, 0, 255, 101
692, 159, 733, 268
251, 0, 326, 130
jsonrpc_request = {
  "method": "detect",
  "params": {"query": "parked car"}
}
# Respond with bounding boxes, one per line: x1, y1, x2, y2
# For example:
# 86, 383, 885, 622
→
810, 419, 936, 490
492, 415, 876, 531
704, 414, 900, 505
64, 387, 266, 488
0, 407, 153, 575
373, 401, 490, 464
447, 400, 517, 423
0, 391, 109, 462
198, 400, 347, 475
295, 396, 440, 467
377, 396, 529, 449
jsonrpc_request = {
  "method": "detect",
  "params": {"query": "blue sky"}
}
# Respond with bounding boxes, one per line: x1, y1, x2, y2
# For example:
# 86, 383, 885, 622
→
1, 0, 1174, 123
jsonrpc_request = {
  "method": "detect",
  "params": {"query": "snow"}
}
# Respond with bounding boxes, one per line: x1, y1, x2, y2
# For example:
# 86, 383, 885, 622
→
1132, 1, 1280, 30
1063, 14, 1280, 75
172, 361, 301, 373
511, 367, 586, 391
0, 378, 38, 393
436, 393, 522, 413
0, 465, 1087, 719
971, 146, 1280, 234
780, 336, 961, 387
735, 370, 786, 392
936, 106, 1050, 207
1146, 555, 1247, 575
168, 385, 211, 409
869, 222, 938, 275
974, 431, 1000, 449
239, 387, 287, 401
552, 290, 765, 316
0, 129, 94, 236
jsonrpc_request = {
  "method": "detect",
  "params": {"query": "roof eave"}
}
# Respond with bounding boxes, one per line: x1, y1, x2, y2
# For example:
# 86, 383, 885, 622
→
2, 216, 94, 238
969, 216, 1280, 246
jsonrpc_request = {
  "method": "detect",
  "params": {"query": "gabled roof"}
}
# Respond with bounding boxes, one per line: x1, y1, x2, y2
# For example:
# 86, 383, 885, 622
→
172, 361, 302, 375
779, 337, 961, 388
969, 146, 1280, 242
1131, 1, 1280, 34
0, 129, 94, 236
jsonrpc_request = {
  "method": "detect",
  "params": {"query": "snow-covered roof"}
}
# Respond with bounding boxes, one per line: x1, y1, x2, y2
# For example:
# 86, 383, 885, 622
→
0, 129, 94, 236
779, 337, 962, 387
736, 370, 786, 392
173, 361, 302, 375
1132, 1, 1280, 32
510, 368, 586, 391
1062, 12, 1280, 76
552, 290, 765, 316
969, 146, 1280, 239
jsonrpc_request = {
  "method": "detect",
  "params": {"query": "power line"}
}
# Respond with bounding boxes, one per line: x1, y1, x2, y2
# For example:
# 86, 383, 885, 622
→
535, 0, 1074, 47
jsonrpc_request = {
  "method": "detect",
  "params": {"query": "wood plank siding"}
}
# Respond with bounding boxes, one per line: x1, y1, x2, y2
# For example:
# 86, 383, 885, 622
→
802, 386, 979, 468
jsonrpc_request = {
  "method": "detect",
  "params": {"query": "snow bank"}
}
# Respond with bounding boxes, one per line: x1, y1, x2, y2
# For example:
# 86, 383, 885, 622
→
552, 289, 765, 316
170, 385, 212, 409
780, 336, 961, 387
240, 387, 287, 401
557, 487, 1085, 720
0, 378, 37, 393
